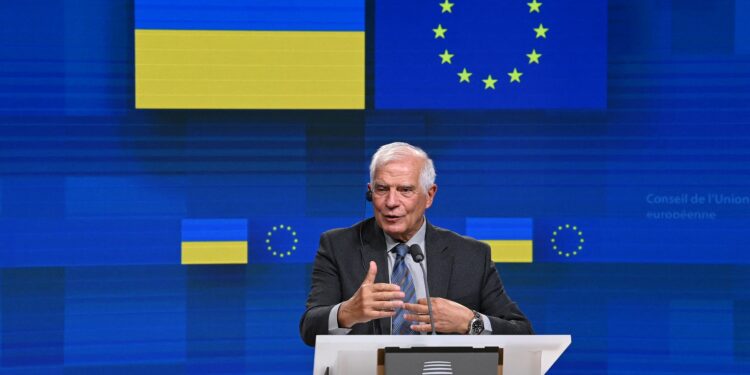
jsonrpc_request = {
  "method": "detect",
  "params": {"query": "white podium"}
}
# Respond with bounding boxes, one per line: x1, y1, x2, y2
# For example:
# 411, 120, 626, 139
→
313, 335, 571, 375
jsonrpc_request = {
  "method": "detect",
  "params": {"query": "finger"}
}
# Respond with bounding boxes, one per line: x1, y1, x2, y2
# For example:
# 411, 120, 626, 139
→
370, 283, 402, 292
370, 300, 404, 311
410, 323, 434, 332
404, 313, 431, 323
370, 291, 406, 301
367, 310, 397, 319
417, 297, 436, 305
362, 261, 377, 285
403, 302, 429, 314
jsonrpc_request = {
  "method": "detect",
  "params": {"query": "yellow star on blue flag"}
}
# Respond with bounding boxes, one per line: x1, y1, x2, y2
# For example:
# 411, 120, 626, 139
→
375, 0, 607, 109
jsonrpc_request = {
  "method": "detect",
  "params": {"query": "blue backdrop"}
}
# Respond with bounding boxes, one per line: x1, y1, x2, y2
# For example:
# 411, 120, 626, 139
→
1, 0, 750, 373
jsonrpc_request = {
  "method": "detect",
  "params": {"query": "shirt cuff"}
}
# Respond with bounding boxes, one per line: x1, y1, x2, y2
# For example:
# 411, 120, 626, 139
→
328, 303, 352, 334
480, 313, 493, 335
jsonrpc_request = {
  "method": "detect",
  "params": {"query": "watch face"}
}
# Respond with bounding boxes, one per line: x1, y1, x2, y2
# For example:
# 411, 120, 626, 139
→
470, 318, 484, 335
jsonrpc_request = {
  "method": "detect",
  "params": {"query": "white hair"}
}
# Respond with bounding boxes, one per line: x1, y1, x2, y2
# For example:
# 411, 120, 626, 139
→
369, 142, 436, 192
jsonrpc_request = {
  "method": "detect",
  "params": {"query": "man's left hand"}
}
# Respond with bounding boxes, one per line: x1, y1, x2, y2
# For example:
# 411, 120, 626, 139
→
403, 298, 475, 334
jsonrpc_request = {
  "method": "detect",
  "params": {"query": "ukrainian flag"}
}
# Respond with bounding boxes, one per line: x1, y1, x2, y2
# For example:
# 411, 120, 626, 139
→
181, 219, 248, 265
466, 218, 533, 263
135, 0, 365, 109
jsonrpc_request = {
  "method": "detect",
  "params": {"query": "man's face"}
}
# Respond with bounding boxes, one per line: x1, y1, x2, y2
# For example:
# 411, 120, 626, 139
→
369, 156, 437, 243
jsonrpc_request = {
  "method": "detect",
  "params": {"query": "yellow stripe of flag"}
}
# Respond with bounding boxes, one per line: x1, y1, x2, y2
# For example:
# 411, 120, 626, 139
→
135, 29, 364, 109
482, 240, 533, 263
181, 241, 248, 265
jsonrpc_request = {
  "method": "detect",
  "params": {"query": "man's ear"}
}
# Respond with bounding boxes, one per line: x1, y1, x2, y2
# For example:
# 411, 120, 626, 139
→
425, 184, 437, 208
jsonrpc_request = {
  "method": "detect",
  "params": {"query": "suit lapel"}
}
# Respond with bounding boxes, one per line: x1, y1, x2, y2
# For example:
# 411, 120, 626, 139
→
361, 219, 454, 334
425, 222, 452, 299
360, 218, 389, 283
359, 218, 390, 334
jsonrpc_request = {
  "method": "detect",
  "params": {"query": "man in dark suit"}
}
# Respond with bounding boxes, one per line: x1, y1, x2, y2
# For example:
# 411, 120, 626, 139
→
300, 142, 532, 347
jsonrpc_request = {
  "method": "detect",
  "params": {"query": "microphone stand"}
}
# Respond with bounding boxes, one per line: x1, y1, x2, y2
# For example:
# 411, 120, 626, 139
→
409, 244, 436, 335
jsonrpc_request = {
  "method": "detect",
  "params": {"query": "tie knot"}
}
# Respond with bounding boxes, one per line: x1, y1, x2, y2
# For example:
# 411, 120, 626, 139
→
392, 243, 409, 259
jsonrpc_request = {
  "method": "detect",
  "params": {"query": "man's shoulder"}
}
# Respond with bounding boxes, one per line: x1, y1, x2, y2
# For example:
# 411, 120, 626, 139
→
430, 223, 490, 253
321, 218, 373, 242
322, 225, 357, 239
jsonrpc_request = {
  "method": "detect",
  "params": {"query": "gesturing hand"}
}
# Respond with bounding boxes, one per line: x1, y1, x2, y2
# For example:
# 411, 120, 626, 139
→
403, 297, 475, 334
338, 261, 406, 328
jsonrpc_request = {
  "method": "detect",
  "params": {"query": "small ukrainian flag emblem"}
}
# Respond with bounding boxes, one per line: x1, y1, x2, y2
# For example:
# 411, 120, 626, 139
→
466, 217, 533, 263
181, 219, 248, 265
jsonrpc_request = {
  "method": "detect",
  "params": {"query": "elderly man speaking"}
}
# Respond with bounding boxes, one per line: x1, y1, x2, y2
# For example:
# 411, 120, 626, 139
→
300, 142, 532, 346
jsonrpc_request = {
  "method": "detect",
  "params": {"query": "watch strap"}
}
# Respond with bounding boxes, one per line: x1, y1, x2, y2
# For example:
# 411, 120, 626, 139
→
468, 310, 484, 335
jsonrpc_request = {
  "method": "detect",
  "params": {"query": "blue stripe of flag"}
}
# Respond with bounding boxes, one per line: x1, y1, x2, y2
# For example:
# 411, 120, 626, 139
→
466, 218, 533, 240
135, 0, 364, 32
181, 219, 248, 241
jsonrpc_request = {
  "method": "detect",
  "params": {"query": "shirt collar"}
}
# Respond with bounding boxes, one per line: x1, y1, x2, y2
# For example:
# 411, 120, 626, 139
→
384, 217, 427, 252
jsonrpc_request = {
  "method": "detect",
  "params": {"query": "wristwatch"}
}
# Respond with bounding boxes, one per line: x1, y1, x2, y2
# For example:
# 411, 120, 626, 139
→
467, 310, 484, 335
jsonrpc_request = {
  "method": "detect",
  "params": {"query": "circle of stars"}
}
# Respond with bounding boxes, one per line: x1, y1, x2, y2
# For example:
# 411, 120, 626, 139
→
265, 224, 299, 258
550, 224, 584, 258
434, 0, 547, 90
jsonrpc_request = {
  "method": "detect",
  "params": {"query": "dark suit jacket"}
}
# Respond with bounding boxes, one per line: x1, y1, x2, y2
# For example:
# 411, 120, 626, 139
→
299, 218, 533, 347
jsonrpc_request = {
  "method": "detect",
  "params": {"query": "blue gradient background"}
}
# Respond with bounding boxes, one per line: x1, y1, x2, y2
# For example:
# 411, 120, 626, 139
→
1, 0, 750, 373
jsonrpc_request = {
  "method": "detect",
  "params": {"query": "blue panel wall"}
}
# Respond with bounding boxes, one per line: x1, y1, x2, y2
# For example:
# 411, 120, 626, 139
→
1, 0, 750, 374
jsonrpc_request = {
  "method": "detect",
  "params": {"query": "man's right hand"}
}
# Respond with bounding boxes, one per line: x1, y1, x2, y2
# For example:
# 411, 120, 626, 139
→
337, 261, 405, 328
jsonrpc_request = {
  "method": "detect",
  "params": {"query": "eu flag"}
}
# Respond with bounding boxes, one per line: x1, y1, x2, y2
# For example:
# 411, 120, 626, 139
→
375, 0, 607, 109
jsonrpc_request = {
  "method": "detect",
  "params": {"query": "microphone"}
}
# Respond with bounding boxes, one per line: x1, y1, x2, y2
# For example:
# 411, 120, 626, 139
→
408, 244, 435, 335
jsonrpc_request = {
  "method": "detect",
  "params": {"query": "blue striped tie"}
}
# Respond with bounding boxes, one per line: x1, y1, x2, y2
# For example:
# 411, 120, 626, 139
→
391, 243, 417, 335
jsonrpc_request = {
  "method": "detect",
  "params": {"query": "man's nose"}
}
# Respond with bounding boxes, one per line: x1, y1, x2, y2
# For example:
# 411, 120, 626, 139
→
385, 190, 399, 207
